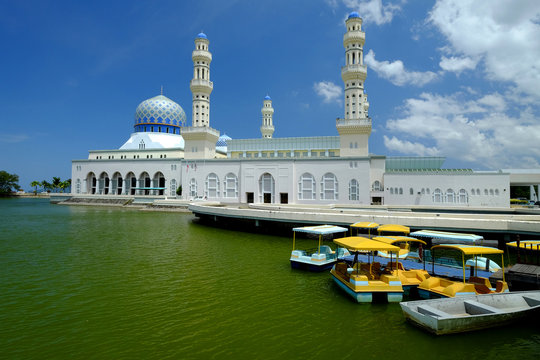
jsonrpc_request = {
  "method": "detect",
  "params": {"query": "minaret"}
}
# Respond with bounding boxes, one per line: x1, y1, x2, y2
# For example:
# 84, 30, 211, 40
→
336, 12, 371, 157
190, 33, 213, 127
182, 32, 220, 160
260, 95, 275, 139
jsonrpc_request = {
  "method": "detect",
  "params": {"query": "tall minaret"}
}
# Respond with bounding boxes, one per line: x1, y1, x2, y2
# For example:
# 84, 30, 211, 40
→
260, 95, 275, 139
190, 32, 213, 127
182, 32, 220, 160
336, 12, 371, 157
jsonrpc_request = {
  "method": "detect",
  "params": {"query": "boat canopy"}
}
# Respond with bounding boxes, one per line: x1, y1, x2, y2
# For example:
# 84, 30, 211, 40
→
334, 236, 400, 252
377, 224, 410, 234
410, 230, 483, 243
506, 240, 540, 251
372, 236, 427, 246
292, 225, 348, 235
432, 244, 503, 255
350, 222, 379, 229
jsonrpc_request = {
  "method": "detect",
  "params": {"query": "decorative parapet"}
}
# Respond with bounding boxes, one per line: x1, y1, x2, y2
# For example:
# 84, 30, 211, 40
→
341, 64, 367, 81
190, 79, 213, 91
343, 31, 365, 46
336, 118, 372, 135
192, 50, 212, 61
181, 126, 220, 137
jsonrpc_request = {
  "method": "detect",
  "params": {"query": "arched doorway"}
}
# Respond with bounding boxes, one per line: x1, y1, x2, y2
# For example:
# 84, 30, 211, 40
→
87, 172, 96, 194
153, 172, 165, 196
112, 172, 123, 195
139, 172, 150, 195
99, 172, 110, 195
125, 172, 136, 195
259, 173, 275, 204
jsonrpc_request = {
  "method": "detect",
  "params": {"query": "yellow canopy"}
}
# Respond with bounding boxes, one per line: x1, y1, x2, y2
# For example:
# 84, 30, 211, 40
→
377, 224, 410, 234
334, 236, 400, 252
432, 244, 503, 255
350, 222, 379, 229
372, 236, 427, 246
506, 240, 540, 251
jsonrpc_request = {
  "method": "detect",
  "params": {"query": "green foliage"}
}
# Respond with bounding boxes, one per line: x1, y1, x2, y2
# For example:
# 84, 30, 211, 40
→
510, 185, 536, 199
176, 185, 182, 196
0, 170, 21, 194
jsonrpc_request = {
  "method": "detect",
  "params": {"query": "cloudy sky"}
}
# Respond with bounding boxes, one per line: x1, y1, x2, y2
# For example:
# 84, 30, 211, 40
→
1, 0, 539, 190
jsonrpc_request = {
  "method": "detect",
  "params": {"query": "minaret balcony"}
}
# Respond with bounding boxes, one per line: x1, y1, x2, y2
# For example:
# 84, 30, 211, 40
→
192, 50, 212, 62
341, 64, 367, 81
336, 118, 372, 134
343, 31, 365, 46
190, 79, 214, 93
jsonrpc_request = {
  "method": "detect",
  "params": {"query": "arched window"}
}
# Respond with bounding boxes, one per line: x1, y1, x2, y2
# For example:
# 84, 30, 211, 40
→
489, 189, 494, 196
471, 189, 475, 196
446, 189, 455, 203
410, 188, 414, 195
390, 188, 394, 195
399, 188, 403, 195
259, 173, 275, 203
224, 173, 238, 198
170, 179, 177, 196
349, 179, 359, 201
298, 173, 316, 200
189, 178, 197, 198
205, 173, 220, 198
459, 189, 468, 203
76, 179, 81, 194
433, 188, 442, 202
372, 180, 381, 191
495, 189, 499, 196
320, 173, 338, 200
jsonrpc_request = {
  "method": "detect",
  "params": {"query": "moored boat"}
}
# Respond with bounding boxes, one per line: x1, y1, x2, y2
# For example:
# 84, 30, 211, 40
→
417, 244, 509, 299
290, 225, 349, 271
330, 237, 404, 303
400, 291, 540, 335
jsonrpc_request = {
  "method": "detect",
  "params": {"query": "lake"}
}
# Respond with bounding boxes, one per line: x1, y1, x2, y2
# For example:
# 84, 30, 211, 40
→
1, 198, 538, 359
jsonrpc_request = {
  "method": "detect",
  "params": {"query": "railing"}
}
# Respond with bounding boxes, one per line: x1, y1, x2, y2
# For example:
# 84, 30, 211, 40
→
181, 126, 220, 137
190, 79, 213, 88
341, 64, 367, 75
336, 118, 372, 127
192, 50, 212, 60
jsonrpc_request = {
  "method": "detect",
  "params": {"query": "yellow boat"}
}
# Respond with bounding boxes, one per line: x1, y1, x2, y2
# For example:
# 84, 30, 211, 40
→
330, 237, 404, 303
418, 244, 509, 299
372, 236, 430, 296
349, 221, 379, 236
377, 224, 410, 236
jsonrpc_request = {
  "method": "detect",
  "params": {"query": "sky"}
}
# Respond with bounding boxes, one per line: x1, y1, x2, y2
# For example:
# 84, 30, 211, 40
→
1, 0, 539, 190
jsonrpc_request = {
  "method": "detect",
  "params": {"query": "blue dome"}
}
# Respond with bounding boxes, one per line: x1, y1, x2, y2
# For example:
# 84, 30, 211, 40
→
134, 95, 186, 132
216, 134, 232, 147
348, 11, 360, 19
197, 32, 207, 39
264, 95, 271, 100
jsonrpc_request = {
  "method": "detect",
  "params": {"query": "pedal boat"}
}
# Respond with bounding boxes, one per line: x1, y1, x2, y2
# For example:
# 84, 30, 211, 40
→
330, 237, 404, 303
418, 244, 509, 299
349, 222, 379, 237
373, 235, 426, 260
290, 225, 349, 272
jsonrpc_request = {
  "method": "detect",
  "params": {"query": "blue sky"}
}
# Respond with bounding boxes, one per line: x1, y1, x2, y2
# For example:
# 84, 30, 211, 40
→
1, 0, 539, 190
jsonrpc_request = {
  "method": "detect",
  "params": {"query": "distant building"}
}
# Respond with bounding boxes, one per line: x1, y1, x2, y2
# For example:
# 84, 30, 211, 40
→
72, 12, 516, 208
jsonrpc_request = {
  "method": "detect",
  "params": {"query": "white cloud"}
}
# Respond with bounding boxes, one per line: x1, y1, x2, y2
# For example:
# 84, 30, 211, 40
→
342, 0, 402, 25
385, 91, 540, 169
430, 0, 540, 98
365, 50, 438, 86
314, 81, 342, 103
439, 56, 477, 73
384, 136, 439, 156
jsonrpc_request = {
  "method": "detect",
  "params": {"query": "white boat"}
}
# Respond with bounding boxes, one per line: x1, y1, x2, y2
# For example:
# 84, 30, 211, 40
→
290, 225, 350, 271
410, 230, 484, 245
400, 291, 540, 335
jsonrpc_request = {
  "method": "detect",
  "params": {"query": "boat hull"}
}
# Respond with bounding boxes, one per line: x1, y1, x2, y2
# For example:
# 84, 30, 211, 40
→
400, 291, 540, 335
331, 273, 403, 303
290, 259, 335, 272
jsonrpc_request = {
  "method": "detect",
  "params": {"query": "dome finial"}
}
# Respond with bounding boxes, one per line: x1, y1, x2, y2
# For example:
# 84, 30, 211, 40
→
161, 85, 163, 96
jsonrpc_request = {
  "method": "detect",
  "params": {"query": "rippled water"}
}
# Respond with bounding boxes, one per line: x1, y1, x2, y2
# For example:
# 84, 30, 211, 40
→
1, 198, 539, 359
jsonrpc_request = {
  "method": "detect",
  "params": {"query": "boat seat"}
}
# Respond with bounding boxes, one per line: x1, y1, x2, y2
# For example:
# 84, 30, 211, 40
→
417, 305, 450, 318
463, 300, 503, 315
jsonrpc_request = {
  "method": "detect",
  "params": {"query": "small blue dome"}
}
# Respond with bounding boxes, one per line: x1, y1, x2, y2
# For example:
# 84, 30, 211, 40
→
216, 134, 232, 147
348, 11, 360, 19
264, 95, 271, 100
197, 32, 207, 39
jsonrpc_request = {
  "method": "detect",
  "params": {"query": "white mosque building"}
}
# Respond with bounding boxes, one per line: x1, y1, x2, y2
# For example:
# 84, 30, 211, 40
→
71, 12, 514, 208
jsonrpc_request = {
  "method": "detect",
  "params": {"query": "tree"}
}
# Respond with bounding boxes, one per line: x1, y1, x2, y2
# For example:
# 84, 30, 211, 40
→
42, 180, 52, 193
176, 185, 182, 196
0, 170, 21, 195
52, 177, 61, 193
59, 179, 72, 193
30, 180, 41, 194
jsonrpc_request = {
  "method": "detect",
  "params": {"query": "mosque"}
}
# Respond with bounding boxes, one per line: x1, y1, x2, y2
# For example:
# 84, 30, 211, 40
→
71, 12, 514, 208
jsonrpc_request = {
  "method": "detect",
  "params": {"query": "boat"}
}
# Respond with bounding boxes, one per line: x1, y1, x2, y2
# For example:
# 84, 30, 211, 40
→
330, 236, 404, 303
290, 225, 350, 271
373, 235, 426, 260
377, 224, 410, 236
349, 221, 379, 237
410, 230, 484, 245
417, 244, 509, 299
465, 256, 501, 272
400, 290, 540, 335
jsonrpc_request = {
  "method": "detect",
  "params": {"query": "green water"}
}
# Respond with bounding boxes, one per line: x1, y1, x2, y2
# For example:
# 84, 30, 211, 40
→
1, 198, 538, 359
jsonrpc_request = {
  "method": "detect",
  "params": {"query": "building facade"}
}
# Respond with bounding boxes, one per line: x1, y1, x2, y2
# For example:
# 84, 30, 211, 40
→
71, 12, 511, 208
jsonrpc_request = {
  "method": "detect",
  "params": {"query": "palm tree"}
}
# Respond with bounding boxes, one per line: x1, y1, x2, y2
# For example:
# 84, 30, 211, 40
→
30, 181, 41, 194
52, 177, 61, 193
42, 180, 52, 193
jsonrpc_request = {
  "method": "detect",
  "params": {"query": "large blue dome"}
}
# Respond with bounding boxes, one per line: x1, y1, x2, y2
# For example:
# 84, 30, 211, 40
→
134, 95, 186, 134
